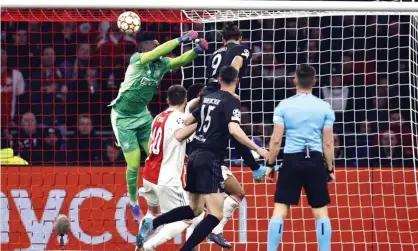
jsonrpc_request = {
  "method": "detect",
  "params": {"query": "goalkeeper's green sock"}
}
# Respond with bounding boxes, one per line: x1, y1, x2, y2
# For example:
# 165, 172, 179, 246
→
123, 149, 141, 205
126, 167, 139, 204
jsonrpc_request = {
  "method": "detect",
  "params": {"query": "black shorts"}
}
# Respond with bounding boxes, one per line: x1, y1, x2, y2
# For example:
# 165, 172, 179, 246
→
185, 149, 225, 194
275, 151, 330, 208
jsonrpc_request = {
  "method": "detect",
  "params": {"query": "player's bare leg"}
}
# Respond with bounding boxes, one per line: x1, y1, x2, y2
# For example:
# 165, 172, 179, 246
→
312, 206, 331, 251
209, 173, 244, 249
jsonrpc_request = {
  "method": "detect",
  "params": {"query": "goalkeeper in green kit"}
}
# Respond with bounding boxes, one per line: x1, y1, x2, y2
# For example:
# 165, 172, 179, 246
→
109, 30, 208, 222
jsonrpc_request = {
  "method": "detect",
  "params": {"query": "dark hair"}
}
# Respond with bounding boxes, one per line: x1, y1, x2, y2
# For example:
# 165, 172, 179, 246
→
137, 32, 157, 52
296, 64, 316, 89
219, 66, 238, 85
187, 83, 205, 101
222, 22, 241, 41
167, 85, 187, 106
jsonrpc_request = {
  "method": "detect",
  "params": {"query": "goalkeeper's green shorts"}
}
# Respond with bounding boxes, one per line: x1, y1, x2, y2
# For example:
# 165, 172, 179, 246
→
110, 108, 152, 153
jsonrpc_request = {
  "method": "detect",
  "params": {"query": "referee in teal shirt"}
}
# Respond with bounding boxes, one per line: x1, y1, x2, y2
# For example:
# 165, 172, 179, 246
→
265, 64, 336, 251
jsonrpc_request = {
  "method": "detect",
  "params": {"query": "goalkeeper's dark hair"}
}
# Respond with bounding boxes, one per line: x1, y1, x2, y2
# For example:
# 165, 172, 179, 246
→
187, 83, 205, 101
219, 66, 238, 85
167, 85, 187, 106
296, 64, 316, 89
222, 22, 242, 41
137, 32, 158, 52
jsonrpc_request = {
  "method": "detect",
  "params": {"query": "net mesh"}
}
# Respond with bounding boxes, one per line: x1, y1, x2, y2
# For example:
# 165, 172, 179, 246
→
183, 9, 418, 23
0, 18, 183, 166
183, 13, 418, 251
1, 7, 417, 251
1, 9, 187, 23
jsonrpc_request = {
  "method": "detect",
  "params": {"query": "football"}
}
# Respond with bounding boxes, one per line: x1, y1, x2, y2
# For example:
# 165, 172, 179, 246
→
53, 214, 71, 235
117, 11, 141, 35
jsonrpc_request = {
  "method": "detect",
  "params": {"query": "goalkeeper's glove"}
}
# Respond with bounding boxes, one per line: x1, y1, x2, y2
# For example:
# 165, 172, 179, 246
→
178, 30, 198, 43
252, 165, 267, 182
193, 39, 209, 53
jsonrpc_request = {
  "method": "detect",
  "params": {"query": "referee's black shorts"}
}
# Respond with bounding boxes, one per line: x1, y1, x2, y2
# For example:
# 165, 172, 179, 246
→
275, 151, 330, 208
185, 149, 225, 194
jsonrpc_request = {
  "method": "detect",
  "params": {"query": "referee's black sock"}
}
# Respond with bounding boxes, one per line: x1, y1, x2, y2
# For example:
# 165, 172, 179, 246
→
152, 206, 195, 230
180, 214, 220, 251
231, 137, 259, 170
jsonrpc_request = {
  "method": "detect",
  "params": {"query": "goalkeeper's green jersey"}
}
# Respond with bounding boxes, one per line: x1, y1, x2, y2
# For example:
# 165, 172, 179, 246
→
109, 52, 171, 115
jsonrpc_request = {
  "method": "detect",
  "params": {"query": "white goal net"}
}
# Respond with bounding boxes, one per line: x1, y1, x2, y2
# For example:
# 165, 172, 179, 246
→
182, 5, 418, 251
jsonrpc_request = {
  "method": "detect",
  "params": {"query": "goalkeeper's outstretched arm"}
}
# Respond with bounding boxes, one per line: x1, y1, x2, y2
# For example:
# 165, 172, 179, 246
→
168, 39, 209, 70
167, 50, 198, 70
139, 30, 198, 65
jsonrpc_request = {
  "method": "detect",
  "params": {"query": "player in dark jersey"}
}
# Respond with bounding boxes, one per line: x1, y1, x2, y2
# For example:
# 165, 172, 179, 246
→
203, 22, 252, 96
138, 66, 268, 251
186, 23, 267, 247
198, 23, 265, 178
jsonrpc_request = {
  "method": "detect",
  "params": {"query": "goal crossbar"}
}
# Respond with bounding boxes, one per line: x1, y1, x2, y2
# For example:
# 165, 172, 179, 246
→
2, 1, 418, 12
2, 1, 418, 24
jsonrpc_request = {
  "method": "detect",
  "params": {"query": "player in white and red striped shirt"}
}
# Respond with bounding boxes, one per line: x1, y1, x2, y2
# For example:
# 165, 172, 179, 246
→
138, 85, 203, 251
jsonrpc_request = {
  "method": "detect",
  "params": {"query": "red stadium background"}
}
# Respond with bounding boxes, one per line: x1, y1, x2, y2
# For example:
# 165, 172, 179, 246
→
2, 167, 418, 251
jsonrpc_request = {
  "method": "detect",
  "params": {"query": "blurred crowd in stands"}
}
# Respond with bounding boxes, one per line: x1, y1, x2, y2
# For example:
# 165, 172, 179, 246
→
0, 15, 416, 167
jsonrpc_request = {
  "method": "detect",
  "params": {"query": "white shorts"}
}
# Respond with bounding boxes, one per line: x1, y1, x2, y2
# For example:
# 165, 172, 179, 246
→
221, 165, 233, 181
142, 179, 189, 213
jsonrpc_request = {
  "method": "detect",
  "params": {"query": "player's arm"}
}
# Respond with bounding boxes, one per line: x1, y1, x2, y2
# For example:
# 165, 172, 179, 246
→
226, 98, 268, 158
185, 97, 200, 115
175, 123, 197, 142
267, 124, 284, 165
167, 39, 208, 70
231, 56, 244, 71
184, 112, 197, 126
138, 30, 198, 65
230, 46, 252, 72
264, 103, 285, 180
228, 123, 266, 158
267, 104, 285, 165
323, 106, 336, 176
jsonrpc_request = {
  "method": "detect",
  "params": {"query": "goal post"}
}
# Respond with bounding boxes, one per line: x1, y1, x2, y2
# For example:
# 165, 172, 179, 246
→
0, 1, 417, 251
